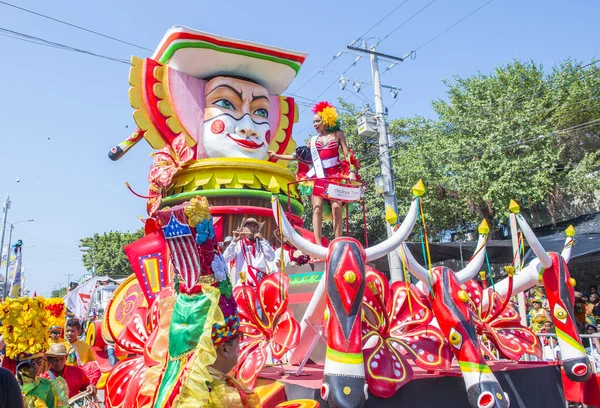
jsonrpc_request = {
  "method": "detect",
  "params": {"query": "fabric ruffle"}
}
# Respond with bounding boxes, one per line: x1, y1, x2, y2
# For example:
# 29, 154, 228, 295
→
172, 284, 223, 408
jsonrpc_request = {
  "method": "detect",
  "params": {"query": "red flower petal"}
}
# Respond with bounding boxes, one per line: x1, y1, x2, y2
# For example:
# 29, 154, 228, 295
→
363, 333, 413, 398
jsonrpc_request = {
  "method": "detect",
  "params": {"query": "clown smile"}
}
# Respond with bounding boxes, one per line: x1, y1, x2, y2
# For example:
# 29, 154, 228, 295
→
227, 134, 264, 149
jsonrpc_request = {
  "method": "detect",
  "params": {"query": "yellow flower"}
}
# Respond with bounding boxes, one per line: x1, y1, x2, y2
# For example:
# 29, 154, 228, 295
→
184, 196, 211, 227
319, 106, 339, 129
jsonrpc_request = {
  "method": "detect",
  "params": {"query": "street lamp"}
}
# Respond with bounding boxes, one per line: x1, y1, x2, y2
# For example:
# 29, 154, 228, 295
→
3, 218, 34, 299
0, 177, 19, 271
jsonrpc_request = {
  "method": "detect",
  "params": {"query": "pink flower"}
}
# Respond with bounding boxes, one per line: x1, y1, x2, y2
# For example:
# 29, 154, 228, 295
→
233, 273, 301, 388
148, 134, 194, 189
362, 270, 451, 398
461, 279, 542, 360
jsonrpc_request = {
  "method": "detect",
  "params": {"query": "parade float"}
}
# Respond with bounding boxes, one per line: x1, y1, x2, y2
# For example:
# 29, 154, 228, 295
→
98, 25, 597, 408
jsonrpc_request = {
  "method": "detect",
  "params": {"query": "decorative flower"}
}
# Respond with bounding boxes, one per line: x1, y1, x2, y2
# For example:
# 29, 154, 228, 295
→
211, 252, 228, 282
148, 134, 194, 189
461, 279, 542, 360
45, 298, 66, 331
362, 270, 452, 398
233, 273, 301, 389
184, 196, 211, 228
195, 218, 215, 245
312, 101, 340, 131
0, 297, 50, 359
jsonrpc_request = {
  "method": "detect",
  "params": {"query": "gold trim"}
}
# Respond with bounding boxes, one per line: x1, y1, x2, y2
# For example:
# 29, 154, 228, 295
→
169, 158, 298, 197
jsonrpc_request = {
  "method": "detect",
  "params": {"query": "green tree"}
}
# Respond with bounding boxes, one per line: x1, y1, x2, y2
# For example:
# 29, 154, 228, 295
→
79, 229, 144, 278
51, 287, 67, 298
393, 59, 600, 238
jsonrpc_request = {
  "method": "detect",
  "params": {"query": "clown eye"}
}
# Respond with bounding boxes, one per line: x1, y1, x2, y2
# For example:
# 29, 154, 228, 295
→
554, 304, 568, 324
253, 108, 268, 118
214, 99, 235, 110
449, 328, 463, 350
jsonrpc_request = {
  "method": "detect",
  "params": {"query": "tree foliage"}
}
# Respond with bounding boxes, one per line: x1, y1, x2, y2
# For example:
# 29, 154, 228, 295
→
79, 229, 144, 278
301, 59, 600, 243
51, 287, 67, 298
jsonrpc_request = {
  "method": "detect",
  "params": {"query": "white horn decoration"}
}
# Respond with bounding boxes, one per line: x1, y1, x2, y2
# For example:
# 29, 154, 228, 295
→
562, 226, 575, 263
515, 214, 552, 269
456, 234, 488, 284
365, 198, 419, 262
272, 197, 327, 260
400, 243, 432, 284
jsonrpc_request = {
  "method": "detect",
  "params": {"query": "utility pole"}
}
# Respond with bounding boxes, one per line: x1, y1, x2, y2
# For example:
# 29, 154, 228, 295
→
0, 177, 18, 298
2, 225, 13, 300
65, 273, 74, 291
348, 41, 406, 281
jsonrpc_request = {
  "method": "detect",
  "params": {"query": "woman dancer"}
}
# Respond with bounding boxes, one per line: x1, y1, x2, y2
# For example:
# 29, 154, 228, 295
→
269, 101, 358, 246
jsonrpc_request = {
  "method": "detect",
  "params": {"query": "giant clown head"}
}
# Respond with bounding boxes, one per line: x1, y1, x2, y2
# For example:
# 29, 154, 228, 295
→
127, 26, 307, 161
203, 76, 271, 159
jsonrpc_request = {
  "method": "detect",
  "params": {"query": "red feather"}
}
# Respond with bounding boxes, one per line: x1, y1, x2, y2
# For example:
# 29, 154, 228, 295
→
312, 101, 334, 114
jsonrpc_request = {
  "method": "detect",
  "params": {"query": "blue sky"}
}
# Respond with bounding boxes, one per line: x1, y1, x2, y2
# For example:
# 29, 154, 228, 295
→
0, 0, 597, 296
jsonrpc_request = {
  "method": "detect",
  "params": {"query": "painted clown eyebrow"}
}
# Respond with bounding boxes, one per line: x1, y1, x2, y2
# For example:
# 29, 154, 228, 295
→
205, 84, 243, 100
251, 94, 269, 102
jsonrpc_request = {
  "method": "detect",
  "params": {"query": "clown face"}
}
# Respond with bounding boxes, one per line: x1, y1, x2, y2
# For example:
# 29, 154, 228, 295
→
203, 77, 271, 159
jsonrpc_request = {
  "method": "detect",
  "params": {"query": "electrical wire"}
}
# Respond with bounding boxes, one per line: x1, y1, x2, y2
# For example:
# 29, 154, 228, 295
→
290, 0, 411, 95
355, 0, 411, 41
411, 0, 494, 52
374, 0, 437, 47
13, 227, 81, 256
0, 26, 130, 64
0, 0, 152, 52
28, 247, 80, 258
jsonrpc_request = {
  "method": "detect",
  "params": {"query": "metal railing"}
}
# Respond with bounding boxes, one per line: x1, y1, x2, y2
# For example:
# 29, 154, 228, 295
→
533, 333, 600, 371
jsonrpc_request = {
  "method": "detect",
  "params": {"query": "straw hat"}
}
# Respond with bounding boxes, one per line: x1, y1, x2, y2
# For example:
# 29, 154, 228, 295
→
45, 343, 68, 357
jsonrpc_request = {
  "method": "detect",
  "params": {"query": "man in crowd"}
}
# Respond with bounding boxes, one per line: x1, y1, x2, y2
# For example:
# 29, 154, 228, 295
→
223, 218, 275, 288
64, 319, 95, 366
41, 344, 95, 399
0, 366, 24, 408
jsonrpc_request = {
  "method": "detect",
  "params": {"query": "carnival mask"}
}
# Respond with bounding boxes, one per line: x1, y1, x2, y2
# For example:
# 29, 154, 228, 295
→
203, 77, 271, 160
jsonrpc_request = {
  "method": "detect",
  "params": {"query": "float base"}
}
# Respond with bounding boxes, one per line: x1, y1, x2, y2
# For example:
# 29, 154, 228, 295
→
257, 361, 566, 407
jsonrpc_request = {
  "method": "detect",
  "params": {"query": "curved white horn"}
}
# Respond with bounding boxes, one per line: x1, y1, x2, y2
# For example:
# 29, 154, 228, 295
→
515, 214, 552, 269
562, 236, 574, 263
365, 198, 419, 262
400, 243, 432, 284
272, 196, 327, 260
456, 234, 487, 284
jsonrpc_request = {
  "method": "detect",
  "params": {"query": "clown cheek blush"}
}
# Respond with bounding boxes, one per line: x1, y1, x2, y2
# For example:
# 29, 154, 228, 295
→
211, 120, 225, 134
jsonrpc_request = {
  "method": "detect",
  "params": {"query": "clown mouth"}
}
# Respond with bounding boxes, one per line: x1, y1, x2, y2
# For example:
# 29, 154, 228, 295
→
227, 134, 264, 149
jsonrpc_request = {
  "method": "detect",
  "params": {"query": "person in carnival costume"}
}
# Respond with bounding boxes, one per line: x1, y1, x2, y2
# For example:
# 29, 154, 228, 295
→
0, 297, 60, 408
224, 217, 275, 288
41, 343, 94, 401
149, 197, 259, 408
268, 101, 359, 246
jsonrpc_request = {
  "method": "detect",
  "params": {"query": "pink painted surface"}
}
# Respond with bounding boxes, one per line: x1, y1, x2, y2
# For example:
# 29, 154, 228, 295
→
167, 68, 206, 155
167, 66, 281, 159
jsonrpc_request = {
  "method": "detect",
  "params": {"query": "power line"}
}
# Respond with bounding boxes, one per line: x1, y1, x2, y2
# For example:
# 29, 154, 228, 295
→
290, 0, 412, 95
375, 0, 437, 47
355, 0, 411, 41
462, 60, 600, 120
0, 0, 152, 52
0, 27, 130, 64
411, 0, 494, 52
363, 116, 600, 171
28, 247, 80, 258
13, 227, 81, 256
